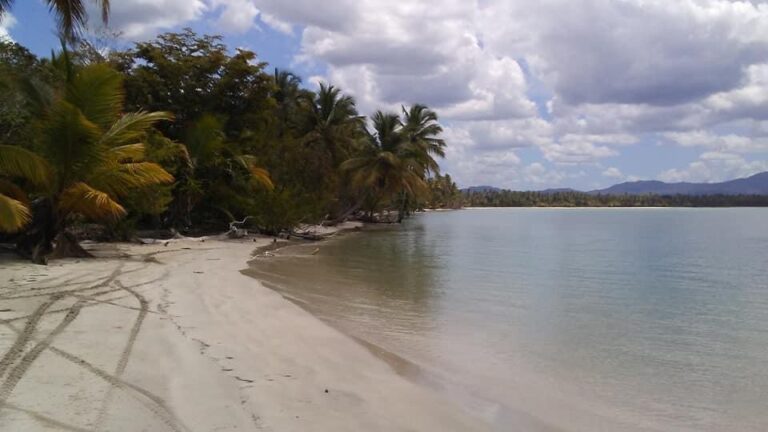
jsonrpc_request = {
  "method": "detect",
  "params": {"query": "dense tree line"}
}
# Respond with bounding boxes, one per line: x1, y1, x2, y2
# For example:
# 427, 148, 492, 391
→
0, 26, 452, 262
465, 190, 768, 207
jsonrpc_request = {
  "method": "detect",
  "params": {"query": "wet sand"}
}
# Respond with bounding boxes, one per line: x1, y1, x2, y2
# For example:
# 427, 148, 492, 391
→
0, 235, 487, 431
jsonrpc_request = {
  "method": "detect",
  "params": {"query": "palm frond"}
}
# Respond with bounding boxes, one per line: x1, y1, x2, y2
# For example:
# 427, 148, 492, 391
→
184, 114, 225, 164
47, 0, 87, 40
41, 100, 102, 185
88, 162, 174, 197
100, 111, 174, 148
0, 192, 30, 233
0, 179, 29, 204
233, 155, 274, 190
0, 145, 54, 189
66, 63, 124, 130
105, 144, 146, 162
59, 182, 125, 220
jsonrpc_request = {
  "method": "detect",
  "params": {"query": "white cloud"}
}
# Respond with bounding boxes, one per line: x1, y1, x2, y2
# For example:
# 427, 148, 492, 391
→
89, 0, 206, 39
664, 130, 768, 154
0, 12, 16, 41
659, 154, 768, 183
77, 0, 768, 188
602, 167, 624, 179
211, 0, 259, 33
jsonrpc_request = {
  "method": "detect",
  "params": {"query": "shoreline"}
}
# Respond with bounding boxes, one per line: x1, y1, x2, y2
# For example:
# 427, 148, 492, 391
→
0, 234, 488, 431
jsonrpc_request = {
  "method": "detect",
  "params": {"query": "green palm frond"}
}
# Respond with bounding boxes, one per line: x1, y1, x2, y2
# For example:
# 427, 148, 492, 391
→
42, 100, 102, 185
59, 182, 125, 220
0, 178, 30, 205
88, 162, 174, 197
184, 114, 225, 164
66, 64, 124, 130
233, 155, 274, 190
100, 111, 174, 148
0, 192, 30, 233
105, 144, 146, 162
0, 145, 54, 189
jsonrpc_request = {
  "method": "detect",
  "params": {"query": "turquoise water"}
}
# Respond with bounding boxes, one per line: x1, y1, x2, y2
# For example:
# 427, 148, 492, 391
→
248, 208, 768, 431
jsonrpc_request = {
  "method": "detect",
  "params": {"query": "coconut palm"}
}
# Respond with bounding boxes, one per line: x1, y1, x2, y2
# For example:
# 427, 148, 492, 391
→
401, 104, 446, 175
6, 62, 174, 262
302, 83, 365, 169
0, 0, 110, 40
341, 111, 429, 221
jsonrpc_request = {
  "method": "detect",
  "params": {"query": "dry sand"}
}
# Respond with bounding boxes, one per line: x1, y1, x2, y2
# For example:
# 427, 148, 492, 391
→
0, 234, 488, 431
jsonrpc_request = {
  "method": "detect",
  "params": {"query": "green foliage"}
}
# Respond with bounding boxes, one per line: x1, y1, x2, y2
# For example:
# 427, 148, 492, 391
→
1, 28, 452, 252
424, 174, 463, 209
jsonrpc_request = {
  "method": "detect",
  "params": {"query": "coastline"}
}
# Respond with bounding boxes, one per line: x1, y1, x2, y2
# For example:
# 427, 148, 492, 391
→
0, 235, 488, 431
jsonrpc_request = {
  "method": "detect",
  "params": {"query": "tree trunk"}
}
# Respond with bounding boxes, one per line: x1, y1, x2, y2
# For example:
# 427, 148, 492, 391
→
15, 198, 92, 263
397, 191, 408, 223
48, 231, 92, 259
15, 198, 57, 265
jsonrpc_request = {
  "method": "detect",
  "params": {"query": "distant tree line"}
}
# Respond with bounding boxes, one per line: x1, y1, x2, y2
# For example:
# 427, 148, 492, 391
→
464, 190, 768, 207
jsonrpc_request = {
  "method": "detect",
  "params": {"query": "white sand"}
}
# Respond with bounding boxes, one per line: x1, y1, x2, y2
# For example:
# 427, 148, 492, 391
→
0, 236, 488, 431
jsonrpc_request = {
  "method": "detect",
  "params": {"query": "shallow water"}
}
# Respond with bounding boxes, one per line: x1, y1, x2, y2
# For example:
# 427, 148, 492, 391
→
247, 208, 768, 431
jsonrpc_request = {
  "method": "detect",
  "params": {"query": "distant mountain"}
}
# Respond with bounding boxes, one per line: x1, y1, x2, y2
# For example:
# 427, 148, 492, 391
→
463, 185, 501, 193
590, 172, 768, 195
464, 172, 768, 196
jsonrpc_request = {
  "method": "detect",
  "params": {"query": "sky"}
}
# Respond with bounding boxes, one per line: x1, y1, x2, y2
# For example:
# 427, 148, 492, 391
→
3, 0, 768, 190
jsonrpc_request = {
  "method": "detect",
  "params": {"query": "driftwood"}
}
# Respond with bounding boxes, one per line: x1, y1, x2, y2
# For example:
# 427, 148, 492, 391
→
227, 216, 253, 239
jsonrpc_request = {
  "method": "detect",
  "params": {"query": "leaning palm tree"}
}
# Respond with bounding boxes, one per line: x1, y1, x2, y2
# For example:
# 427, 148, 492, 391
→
0, 0, 109, 40
5, 62, 174, 262
401, 104, 446, 176
341, 111, 429, 221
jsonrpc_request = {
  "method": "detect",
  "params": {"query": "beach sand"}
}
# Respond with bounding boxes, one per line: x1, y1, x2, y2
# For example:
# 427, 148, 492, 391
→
0, 234, 488, 431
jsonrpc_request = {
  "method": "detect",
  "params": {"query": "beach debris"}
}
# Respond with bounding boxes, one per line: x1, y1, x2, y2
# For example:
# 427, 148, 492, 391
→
235, 376, 254, 383
228, 216, 253, 238
311, 248, 320, 255
193, 271, 204, 274
324, 389, 329, 393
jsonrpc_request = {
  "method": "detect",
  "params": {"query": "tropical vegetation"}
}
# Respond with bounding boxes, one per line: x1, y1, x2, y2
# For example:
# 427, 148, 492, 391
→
0, 7, 453, 262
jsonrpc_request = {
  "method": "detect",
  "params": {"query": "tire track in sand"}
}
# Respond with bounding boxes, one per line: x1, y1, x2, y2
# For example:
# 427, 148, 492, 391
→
0, 299, 85, 406
95, 280, 150, 427
0, 295, 62, 379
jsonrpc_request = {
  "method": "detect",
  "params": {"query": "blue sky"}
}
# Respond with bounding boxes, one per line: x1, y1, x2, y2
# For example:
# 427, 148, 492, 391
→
3, 0, 768, 190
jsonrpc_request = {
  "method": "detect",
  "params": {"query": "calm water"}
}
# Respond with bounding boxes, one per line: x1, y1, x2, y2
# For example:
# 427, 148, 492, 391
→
247, 208, 768, 431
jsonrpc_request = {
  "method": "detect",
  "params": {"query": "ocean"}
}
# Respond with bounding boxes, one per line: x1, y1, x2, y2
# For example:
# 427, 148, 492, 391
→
246, 208, 768, 431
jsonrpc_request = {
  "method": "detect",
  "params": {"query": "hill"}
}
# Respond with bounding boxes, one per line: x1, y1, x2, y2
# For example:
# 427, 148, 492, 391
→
590, 172, 768, 195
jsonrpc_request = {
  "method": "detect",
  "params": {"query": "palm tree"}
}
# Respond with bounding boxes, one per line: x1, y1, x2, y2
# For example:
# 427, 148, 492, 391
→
341, 111, 429, 221
300, 83, 365, 218
5, 62, 174, 262
401, 104, 446, 175
168, 114, 273, 228
302, 83, 365, 169
0, 0, 110, 40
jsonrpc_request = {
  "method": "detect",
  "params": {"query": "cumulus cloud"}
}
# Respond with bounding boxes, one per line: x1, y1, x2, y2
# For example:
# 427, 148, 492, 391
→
659, 153, 768, 183
88, 0, 206, 39
664, 130, 768, 154
211, 0, 259, 33
602, 167, 624, 179
481, 0, 768, 106
86, 0, 768, 188
0, 12, 16, 41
